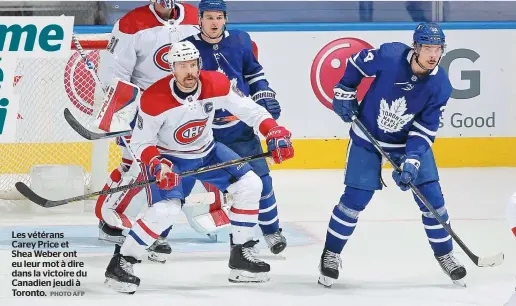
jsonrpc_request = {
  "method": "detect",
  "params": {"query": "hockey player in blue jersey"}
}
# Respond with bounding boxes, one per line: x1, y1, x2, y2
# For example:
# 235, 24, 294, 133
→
182, 0, 287, 254
318, 22, 467, 287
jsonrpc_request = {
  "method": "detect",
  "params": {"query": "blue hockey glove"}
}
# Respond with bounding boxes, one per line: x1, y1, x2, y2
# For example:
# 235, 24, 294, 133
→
252, 90, 281, 120
332, 84, 358, 123
392, 155, 421, 191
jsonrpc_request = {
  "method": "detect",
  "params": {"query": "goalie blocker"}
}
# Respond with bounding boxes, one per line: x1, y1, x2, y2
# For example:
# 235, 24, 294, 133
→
94, 79, 230, 247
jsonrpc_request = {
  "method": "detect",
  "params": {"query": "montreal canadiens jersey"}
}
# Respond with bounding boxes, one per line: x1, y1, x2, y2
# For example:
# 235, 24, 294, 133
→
339, 42, 453, 159
99, 3, 199, 90
184, 30, 270, 143
130, 71, 273, 164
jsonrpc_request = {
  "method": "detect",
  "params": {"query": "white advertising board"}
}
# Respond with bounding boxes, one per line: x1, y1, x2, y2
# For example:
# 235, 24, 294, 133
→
249, 29, 516, 138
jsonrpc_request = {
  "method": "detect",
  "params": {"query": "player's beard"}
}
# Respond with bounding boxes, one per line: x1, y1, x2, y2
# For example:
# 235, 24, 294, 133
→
178, 73, 198, 91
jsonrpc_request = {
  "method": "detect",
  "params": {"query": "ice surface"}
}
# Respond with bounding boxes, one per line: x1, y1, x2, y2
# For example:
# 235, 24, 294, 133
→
0, 168, 514, 306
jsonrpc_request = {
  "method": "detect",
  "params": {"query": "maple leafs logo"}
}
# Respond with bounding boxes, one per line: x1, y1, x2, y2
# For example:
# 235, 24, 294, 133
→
377, 96, 415, 133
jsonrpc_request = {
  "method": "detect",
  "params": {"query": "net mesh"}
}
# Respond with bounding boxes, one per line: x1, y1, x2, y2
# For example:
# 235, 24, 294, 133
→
0, 37, 122, 209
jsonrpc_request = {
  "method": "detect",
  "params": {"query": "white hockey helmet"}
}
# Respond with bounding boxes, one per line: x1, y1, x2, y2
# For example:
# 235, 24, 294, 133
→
167, 41, 202, 70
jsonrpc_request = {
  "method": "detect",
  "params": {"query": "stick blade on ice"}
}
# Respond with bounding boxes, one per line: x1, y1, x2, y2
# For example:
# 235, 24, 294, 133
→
15, 182, 50, 207
476, 252, 504, 267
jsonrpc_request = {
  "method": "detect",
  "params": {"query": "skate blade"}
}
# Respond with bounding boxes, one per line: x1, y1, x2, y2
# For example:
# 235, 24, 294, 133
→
148, 252, 168, 264
104, 278, 137, 294
452, 278, 467, 287
98, 231, 126, 244
228, 270, 270, 283
318, 275, 334, 288
207, 233, 218, 242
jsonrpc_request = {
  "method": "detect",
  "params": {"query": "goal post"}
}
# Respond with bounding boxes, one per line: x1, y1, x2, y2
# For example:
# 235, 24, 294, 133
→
0, 34, 122, 211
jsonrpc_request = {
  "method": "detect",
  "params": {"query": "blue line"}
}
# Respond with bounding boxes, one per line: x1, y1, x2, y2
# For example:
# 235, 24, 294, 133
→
75, 21, 516, 34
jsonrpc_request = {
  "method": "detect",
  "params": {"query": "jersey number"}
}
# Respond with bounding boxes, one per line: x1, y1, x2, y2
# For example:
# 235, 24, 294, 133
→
364, 51, 374, 63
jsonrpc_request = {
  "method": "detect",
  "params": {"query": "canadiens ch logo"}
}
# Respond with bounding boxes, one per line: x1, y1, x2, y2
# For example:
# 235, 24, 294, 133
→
377, 96, 415, 133
174, 118, 209, 145
153, 44, 172, 72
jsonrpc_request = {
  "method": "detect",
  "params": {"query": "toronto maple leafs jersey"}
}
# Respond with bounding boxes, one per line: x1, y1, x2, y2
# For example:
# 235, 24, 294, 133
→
339, 42, 452, 159
183, 30, 271, 143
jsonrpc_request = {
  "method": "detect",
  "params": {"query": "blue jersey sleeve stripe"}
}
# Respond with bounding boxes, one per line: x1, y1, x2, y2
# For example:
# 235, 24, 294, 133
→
408, 131, 434, 147
248, 76, 267, 85
244, 70, 264, 78
412, 121, 437, 137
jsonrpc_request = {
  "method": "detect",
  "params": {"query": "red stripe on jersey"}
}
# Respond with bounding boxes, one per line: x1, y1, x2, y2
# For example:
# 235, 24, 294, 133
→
230, 207, 259, 215
141, 146, 161, 166
512, 227, 516, 237
180, 4, 199, 25
119, 5, 162, 35
136, 219, 159, 239
140, 75, 182, 116
198, 71, 231, 100
259, 118, 278, 136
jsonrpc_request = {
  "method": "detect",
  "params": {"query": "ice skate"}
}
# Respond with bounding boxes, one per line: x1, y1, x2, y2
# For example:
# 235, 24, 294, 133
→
263, 228, 287, 255
104, 253, 140, 294
435, 251, 467, 287
228, 239, 270, 283
148, 236, 172, 263
318, 248, 342, 288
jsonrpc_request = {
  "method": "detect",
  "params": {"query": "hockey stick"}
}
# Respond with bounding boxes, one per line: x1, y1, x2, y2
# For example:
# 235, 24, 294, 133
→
351, 116, 504, 267
64, 108, 130, 140
15, 151, 272, 208
64, 108, 239, 141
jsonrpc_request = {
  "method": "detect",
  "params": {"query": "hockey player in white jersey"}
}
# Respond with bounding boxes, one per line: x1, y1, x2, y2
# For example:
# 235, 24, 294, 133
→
103, 41, 294, 293
94, 0, 215, 264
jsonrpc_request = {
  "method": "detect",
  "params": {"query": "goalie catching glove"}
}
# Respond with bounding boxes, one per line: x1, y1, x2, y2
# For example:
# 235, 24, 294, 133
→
150, 158, 180, 190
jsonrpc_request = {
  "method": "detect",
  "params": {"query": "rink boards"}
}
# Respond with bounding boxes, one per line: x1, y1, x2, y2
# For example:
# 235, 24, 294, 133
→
1, 23, 515, 170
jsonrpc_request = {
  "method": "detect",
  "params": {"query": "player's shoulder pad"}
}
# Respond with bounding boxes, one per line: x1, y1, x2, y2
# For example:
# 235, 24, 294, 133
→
227, 29, 253, 48
378, 42, 411, 61
199, 71, 231, 99
119, 5, 162, 35
140, 75, 182, 116
177, 3, 199, 25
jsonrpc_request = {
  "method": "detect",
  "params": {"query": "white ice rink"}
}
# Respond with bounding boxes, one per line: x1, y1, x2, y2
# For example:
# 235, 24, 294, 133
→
0, 168, 515, 306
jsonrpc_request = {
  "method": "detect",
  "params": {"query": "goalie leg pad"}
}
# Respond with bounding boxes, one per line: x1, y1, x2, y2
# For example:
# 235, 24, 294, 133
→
121, 198, 182, 260
95, 161, 147, 231
182, 181, 230, 236
226, 172, 262, 245
413, 181, 452, 257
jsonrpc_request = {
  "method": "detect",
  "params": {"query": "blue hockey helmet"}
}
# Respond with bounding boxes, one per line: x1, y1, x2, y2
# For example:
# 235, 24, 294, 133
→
413, 22, 445, 46
199, 0, 227, 17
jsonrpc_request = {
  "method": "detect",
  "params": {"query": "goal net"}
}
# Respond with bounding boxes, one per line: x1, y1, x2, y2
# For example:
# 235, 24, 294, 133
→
0, 34, 123, 213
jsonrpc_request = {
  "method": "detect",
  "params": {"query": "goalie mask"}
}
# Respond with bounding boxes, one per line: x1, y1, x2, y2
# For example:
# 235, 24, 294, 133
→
152, 0, 175, 9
